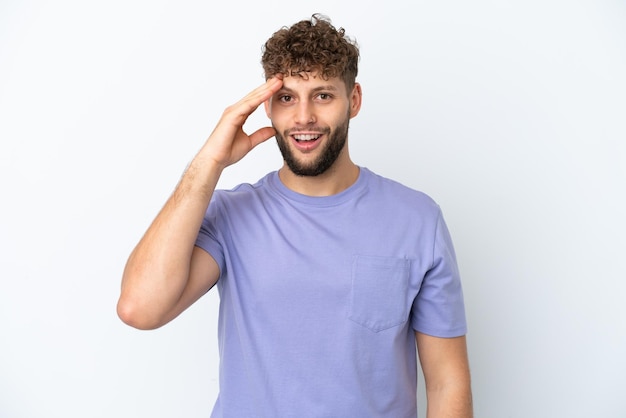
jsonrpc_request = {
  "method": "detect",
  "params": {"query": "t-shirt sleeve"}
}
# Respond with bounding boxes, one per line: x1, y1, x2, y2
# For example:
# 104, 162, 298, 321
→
194, 196, 226, 275
411, 209, 467, 337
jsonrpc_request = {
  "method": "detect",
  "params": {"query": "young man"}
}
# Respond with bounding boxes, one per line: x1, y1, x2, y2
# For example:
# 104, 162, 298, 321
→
118, 14, 472, 418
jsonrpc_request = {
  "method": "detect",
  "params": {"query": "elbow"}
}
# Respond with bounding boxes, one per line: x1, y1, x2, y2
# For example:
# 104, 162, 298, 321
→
117, 264, 171, 330
116, 296, 165, 330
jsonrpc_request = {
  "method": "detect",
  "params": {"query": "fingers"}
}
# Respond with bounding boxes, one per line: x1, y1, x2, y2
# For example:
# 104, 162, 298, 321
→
201, 77, 283, 168
227, 77, 283, 124
245, 76, 283, 105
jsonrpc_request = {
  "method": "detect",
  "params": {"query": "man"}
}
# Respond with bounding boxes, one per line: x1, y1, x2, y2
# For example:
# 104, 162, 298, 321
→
118, 14, 472, 418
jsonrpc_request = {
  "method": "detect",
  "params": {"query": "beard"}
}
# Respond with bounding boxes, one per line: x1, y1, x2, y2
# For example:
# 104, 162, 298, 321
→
274, 114, 350, 177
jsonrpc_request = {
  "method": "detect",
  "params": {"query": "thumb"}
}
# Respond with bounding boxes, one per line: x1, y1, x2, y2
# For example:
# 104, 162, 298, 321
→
248, 126, 277, 149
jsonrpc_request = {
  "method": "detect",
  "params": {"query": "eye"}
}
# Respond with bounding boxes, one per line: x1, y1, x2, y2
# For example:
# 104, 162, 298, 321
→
317, 93, 332, 101
278, 95, 293, 103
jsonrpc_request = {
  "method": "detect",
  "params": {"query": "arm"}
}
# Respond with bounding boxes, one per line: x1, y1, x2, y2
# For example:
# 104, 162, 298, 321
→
416, 332, 473, 418
117, 77, 284, 330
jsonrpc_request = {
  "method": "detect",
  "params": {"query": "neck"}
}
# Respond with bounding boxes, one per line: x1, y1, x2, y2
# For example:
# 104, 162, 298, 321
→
278, 155, 359, 197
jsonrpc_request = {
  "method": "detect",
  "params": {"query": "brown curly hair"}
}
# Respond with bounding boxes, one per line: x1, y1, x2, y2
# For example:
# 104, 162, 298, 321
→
261, 14, 360, 93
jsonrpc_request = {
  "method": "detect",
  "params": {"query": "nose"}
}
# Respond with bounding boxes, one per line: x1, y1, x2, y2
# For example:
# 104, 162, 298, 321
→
294, 101, 316, 125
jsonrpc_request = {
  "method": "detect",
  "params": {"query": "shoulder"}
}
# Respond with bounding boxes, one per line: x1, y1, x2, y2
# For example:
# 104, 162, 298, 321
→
361, 167, 440, 214
213, 172, 275, 204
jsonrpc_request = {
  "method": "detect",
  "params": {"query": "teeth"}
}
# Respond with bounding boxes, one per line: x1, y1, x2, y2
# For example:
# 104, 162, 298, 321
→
294, 134, 320, 141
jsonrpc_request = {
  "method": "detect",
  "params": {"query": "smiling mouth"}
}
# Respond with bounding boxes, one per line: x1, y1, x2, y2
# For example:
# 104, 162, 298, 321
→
293, 134, 322, 142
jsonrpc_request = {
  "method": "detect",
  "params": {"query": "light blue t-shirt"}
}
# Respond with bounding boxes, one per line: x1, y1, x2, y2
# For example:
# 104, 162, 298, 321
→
195, 167, 467, 418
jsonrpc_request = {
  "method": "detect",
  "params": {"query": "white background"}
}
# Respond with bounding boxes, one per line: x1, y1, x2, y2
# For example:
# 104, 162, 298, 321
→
1, 1, 625, 417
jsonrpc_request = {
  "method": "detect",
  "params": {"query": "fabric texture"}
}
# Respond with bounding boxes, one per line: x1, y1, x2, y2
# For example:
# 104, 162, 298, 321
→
195, 167, 467, 418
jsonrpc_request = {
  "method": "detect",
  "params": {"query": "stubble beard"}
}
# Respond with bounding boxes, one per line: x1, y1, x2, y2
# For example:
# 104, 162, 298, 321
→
274, 115, 350, 177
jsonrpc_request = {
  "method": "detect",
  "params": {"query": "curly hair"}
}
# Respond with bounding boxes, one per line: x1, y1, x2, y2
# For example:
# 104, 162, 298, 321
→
261, 14, 360, 92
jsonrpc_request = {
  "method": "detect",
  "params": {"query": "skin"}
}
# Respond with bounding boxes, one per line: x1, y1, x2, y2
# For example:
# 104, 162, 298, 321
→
418, 333, 473, 418
117, 73, 472, 417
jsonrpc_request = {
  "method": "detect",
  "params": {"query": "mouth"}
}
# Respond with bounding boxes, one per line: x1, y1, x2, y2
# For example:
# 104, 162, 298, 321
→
292, 133, 322, 143
288, 131, 324, 152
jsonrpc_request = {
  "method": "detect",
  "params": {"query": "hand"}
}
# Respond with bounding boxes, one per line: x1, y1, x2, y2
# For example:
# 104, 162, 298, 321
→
201, 76, 283, 169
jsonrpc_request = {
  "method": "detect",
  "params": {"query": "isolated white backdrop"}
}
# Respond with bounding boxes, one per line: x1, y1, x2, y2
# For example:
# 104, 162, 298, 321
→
1, 1, 625, 417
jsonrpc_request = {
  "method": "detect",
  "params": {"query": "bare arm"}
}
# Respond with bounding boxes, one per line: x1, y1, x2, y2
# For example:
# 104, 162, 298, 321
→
416, 332, 473, 418
117, 77, 284, 330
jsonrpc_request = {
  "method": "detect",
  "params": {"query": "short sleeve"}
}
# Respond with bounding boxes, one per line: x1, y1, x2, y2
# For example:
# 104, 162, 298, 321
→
411, 209, 467, 337
194, 195, 226, 275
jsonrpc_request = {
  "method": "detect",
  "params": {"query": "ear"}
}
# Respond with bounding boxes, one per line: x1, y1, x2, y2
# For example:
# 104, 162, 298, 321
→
349, 83, 363, 118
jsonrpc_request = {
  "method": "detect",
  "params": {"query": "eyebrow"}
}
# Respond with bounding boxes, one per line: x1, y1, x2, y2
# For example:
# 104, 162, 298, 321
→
278, 85, 340, 94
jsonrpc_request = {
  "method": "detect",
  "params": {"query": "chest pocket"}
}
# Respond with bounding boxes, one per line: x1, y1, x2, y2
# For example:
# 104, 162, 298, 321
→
348, 255, 411, 332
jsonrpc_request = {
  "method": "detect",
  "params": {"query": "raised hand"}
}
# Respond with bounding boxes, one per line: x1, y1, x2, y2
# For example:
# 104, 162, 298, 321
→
201, 76, 283, 169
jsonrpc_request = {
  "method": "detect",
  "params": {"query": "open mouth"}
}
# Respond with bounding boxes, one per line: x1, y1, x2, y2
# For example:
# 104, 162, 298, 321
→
293, 134, 322, 143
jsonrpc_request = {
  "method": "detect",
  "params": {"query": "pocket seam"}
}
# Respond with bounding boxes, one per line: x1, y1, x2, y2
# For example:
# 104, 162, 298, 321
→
348, 255, 410, 333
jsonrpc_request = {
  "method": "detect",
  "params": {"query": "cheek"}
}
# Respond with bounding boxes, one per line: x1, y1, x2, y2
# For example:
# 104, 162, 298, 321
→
329, 107, 351, 127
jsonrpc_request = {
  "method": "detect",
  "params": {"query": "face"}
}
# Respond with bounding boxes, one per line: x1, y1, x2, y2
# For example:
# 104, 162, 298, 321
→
265, 73, 361, 177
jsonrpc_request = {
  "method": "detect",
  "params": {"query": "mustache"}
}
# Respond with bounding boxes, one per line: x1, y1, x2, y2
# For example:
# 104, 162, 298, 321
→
284, 127, 331, 135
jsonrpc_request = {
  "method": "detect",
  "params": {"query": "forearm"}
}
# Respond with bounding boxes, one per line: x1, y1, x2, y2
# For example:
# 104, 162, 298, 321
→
118, 153, 223, 329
